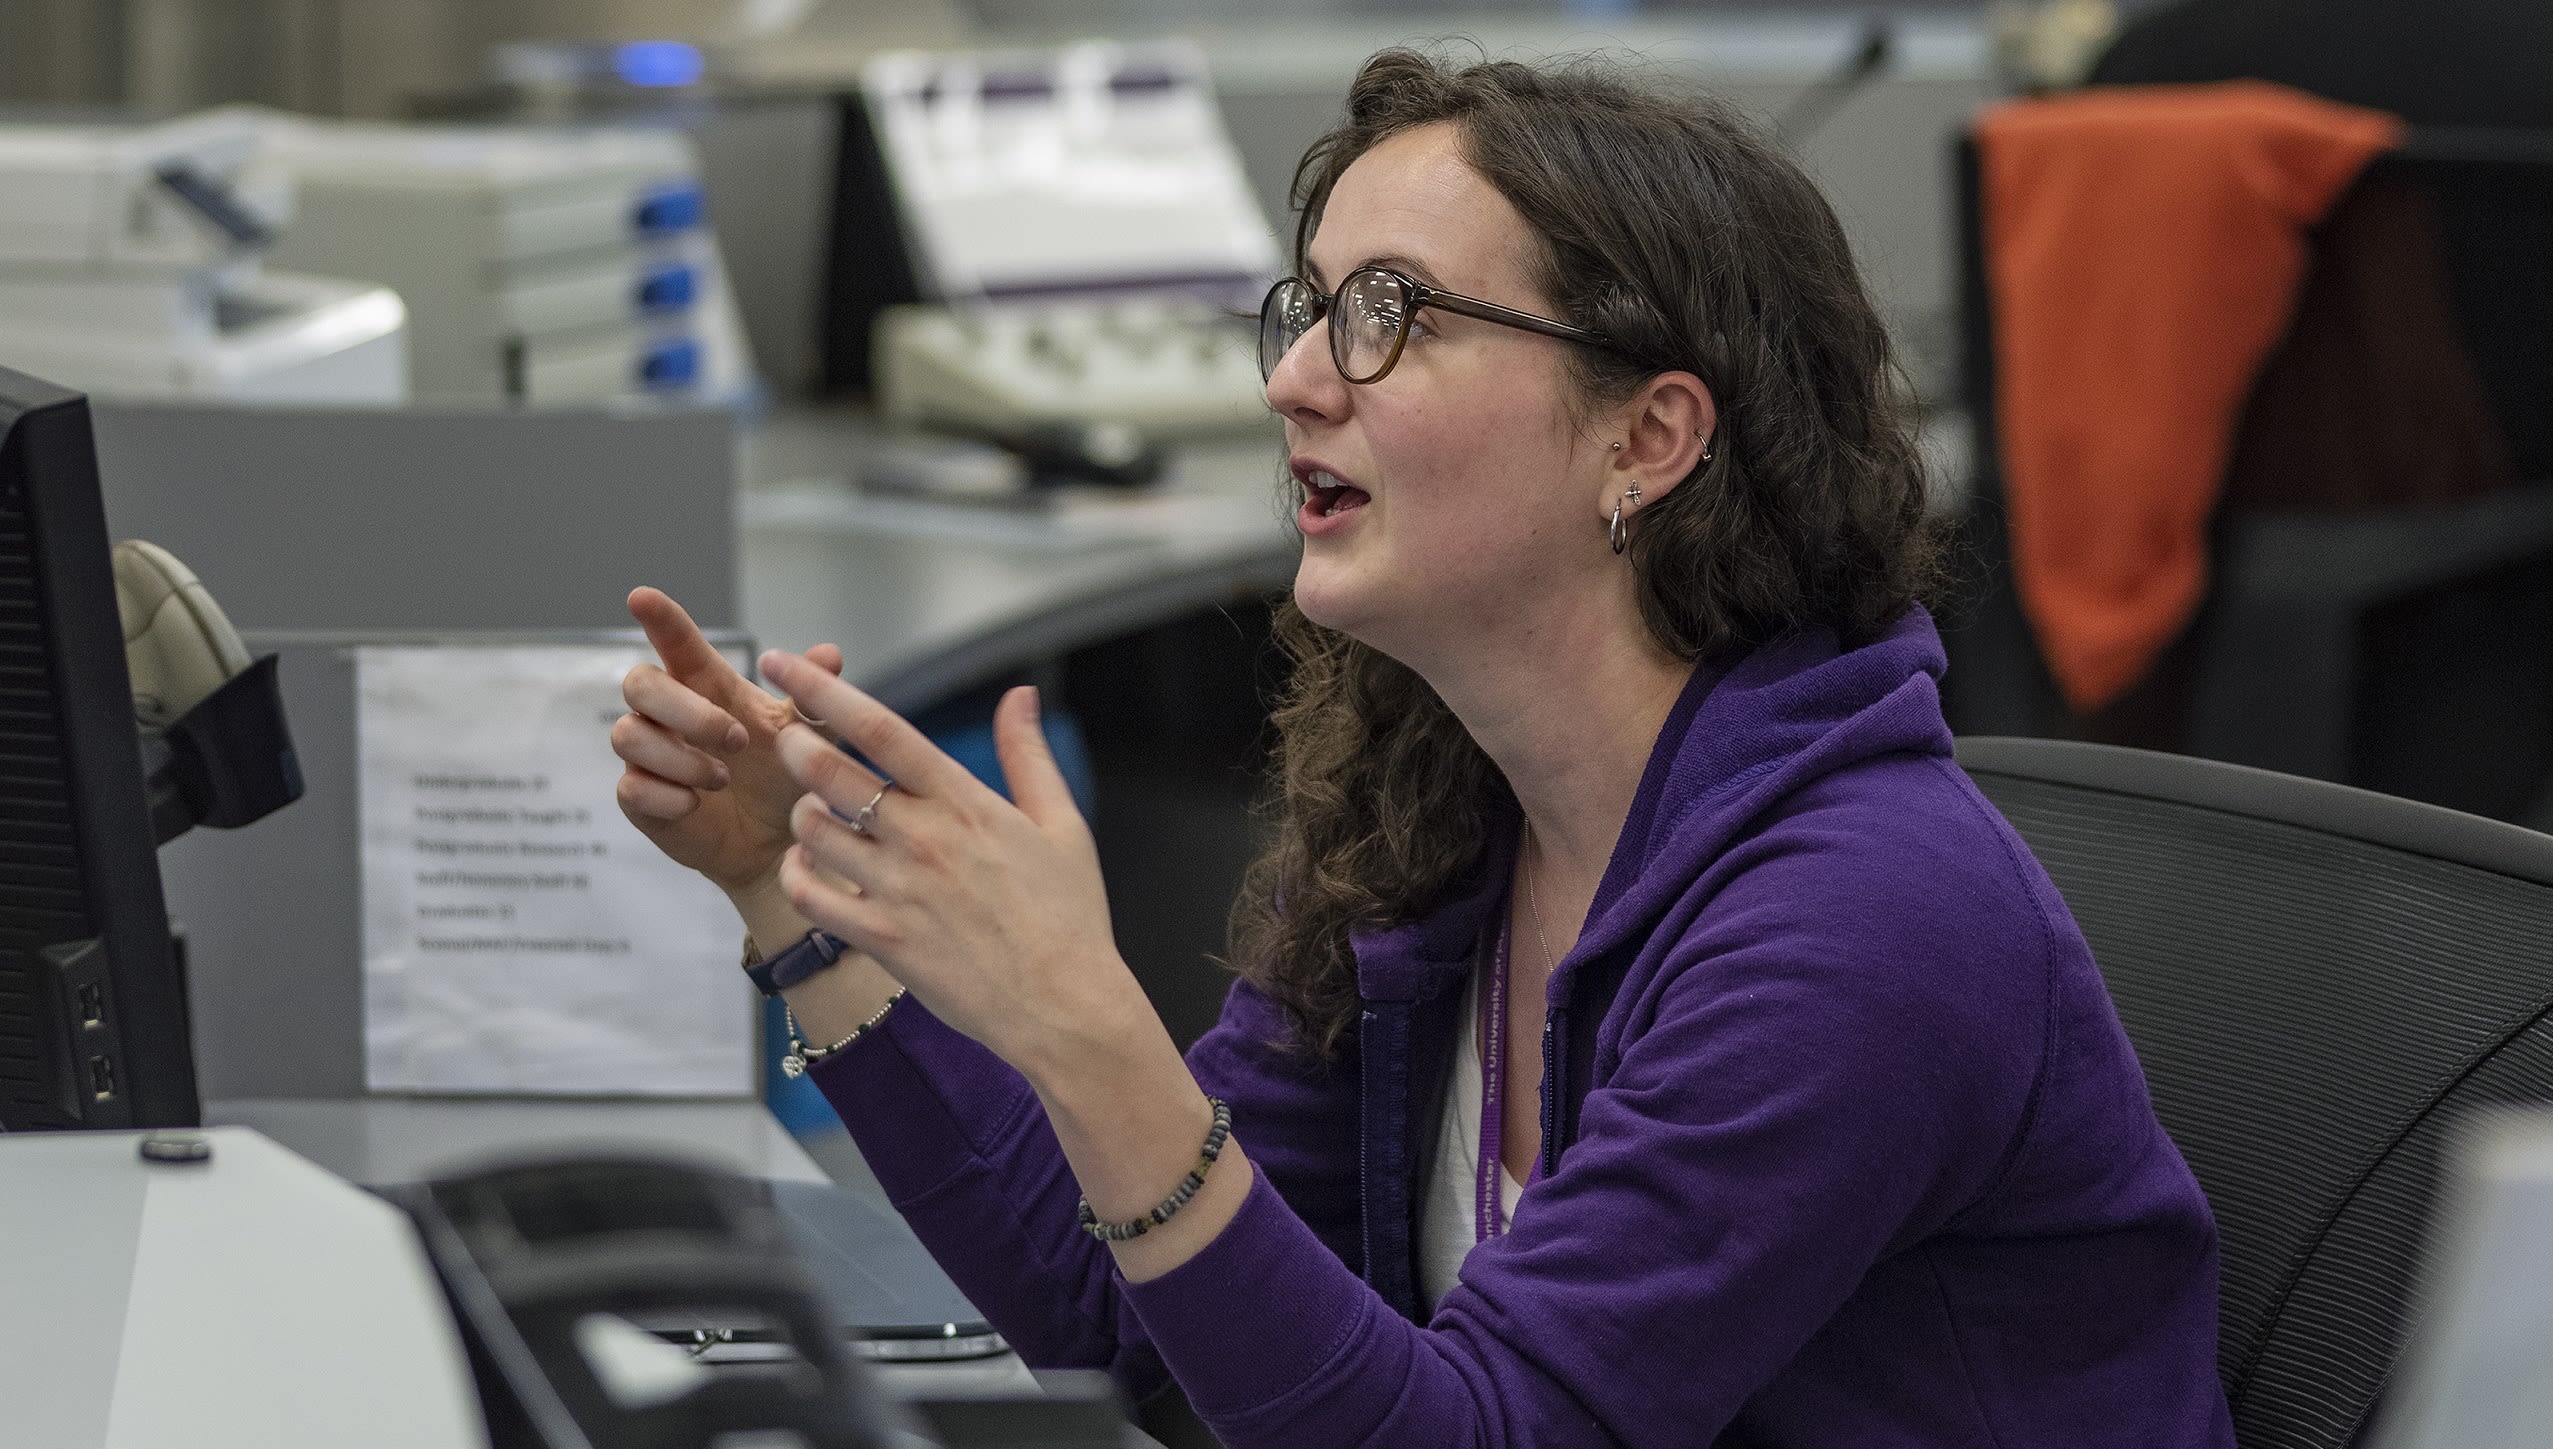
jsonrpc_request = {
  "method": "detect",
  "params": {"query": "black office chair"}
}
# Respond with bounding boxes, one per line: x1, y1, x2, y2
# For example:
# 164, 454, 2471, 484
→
1956, 736, 2553, 1449
1942, 128, 2553, 824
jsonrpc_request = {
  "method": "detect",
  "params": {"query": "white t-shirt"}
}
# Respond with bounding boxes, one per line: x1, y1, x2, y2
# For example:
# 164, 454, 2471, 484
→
1417, 968, 1529, 1314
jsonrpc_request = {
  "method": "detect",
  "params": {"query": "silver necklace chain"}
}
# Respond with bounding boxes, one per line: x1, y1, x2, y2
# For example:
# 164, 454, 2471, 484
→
1520, 821, 1556, 974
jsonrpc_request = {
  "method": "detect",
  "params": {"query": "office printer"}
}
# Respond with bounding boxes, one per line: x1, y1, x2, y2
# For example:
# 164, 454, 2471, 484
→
0, 107, 408, 403
259, 117, 757, 408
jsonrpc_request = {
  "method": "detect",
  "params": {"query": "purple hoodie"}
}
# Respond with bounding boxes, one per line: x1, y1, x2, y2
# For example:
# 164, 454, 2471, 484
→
810, 608, 2237, 1447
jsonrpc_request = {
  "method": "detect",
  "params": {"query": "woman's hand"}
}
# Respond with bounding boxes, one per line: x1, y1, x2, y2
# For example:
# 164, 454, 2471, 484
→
760, 650, 1143, 1081
763, 649, 1255, 1281
611, 587, 844, 898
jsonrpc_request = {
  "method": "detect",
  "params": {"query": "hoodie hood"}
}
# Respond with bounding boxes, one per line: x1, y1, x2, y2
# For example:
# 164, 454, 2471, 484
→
1572, 604, 1953, 974
1352, 606, 1953, 1004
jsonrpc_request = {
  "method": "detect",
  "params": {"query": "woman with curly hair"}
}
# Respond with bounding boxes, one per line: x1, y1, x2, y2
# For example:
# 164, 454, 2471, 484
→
611, 49, 2234, 1446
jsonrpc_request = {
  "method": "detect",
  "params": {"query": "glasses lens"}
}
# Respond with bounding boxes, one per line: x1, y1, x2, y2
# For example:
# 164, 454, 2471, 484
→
1259, 279, 1320, 382
1334, 271, 1411, 383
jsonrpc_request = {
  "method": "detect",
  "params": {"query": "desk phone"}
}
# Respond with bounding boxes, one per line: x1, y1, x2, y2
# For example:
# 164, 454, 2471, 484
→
873, 297, 1268, 438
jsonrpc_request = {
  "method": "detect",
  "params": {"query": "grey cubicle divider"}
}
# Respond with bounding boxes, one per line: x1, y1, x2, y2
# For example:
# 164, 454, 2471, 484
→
160, 638, 371, 1099
157, 631, 753, 1101
80, 399, 743, 1099
90, 400, 738, 633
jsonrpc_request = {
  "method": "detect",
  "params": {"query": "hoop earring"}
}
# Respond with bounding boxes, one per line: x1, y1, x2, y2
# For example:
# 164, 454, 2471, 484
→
1609, 499, 1630, 555
1698, 432, 1716, 467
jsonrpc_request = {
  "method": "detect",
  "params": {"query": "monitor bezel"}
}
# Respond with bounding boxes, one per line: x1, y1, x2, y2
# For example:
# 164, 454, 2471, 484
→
0, 365, 199, 1130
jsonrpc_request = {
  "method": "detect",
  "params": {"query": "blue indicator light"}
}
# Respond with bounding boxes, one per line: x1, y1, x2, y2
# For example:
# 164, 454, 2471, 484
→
614, 41, 703, 89
633, 183, 704, 235
640, 337, 702, 389
636, 262, 697, 313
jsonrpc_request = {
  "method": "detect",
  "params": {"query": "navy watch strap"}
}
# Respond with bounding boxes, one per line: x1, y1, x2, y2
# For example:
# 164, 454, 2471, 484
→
745, 929, 846, 996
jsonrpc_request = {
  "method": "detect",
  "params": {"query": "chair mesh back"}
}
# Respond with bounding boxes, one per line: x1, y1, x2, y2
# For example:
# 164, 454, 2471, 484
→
1961, 743, 2553, 1449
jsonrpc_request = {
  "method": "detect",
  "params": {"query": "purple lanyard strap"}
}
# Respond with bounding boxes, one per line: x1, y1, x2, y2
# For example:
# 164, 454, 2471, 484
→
1476, 912, 1512, 1246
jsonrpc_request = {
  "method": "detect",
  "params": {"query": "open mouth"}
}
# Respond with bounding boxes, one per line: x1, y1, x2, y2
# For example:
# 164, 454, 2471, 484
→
1303, 471, 1371, 518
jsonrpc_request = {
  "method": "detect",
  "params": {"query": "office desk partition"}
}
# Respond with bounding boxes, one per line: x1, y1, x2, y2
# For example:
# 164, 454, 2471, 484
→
91, 400, 741, 635
737, 412, 1297, 714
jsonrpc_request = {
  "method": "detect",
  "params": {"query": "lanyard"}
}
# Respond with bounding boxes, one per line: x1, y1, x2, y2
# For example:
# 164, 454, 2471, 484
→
1476, 911, 1512, 1246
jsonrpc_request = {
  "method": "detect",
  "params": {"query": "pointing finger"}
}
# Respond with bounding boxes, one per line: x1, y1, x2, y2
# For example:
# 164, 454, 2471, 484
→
629, 587, 743, 689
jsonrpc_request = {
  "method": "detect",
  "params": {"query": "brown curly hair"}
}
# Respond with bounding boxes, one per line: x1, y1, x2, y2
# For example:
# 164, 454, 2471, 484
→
1227, 48, 1940, 1055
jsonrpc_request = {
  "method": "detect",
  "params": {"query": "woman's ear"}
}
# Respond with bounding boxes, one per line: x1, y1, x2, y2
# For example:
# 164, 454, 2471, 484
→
1602, 371, 1718, 514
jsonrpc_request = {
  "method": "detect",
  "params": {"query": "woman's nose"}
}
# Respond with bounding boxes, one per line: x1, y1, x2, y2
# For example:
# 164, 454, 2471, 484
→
1262, 325, 1347, 427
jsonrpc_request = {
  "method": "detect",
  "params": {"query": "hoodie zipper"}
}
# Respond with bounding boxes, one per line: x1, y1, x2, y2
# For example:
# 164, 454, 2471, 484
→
1359, 1007, 1377, 1286
1539, 1008, 1566, 1180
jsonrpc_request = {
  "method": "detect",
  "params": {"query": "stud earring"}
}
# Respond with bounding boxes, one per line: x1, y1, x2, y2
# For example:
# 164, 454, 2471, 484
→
1625, 483, 1644, 506
1609, 441, 1623, 452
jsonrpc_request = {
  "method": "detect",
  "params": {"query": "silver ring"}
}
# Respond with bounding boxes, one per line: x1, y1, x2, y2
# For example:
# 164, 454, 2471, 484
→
848, 781, 896, 836
792, 703, 823, 728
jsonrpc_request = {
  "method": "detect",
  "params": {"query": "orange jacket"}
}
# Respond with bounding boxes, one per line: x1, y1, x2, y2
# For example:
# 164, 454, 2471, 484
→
1976, 82, 2402, 712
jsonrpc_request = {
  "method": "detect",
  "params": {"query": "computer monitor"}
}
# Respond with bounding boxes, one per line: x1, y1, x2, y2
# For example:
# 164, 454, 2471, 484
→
0, 365, 199, 1130
2369, 1109, 2553, 1449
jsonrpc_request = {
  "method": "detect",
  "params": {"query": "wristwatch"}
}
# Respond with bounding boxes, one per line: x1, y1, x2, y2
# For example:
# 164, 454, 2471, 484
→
740, 928, 846, 996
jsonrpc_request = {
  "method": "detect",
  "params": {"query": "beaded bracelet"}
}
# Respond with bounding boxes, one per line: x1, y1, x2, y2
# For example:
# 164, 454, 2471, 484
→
1076, 1097, 1232, 1242
780, 989, 907, 1078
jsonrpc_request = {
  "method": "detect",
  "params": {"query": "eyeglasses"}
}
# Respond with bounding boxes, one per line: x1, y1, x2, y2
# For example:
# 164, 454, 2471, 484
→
1256, 266, 1623, 386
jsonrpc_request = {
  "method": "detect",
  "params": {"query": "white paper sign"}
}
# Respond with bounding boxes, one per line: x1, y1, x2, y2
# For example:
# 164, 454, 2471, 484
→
357, 646, 753, 1096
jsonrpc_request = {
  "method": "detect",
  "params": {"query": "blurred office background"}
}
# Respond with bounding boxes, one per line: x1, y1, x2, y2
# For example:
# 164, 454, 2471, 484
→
0, 1, 2113, 118
0, 0, 2142, 394
17, 6, 2553, 1442
0, 0, 2068, 1056
18, 0, 2553, 1031
17, 0, 2553, 1048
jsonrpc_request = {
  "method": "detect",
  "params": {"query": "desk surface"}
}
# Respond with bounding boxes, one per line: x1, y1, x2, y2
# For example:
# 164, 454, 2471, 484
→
5, 1121, 1167, 1449
0, 1127, 488, 1449
208, 1095, 832, 1187
738, 411, 1297, 712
